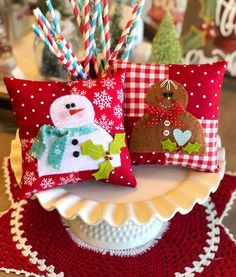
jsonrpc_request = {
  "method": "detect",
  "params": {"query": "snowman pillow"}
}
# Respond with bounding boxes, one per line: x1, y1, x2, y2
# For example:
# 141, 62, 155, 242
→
110, 60, 227, 173
4, 72, 137, 200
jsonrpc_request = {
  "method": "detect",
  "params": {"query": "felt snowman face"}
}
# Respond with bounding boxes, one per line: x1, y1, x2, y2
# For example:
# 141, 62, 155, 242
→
147, 80, 188, 110
50, 95, 95, 128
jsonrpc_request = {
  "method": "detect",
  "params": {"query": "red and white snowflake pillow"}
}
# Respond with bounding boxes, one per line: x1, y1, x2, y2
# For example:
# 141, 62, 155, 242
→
4, 72, 137, 200
110, 60, 227, 173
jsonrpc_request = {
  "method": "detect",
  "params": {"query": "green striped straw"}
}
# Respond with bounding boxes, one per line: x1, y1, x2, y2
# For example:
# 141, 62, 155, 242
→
97, 3, 107, 74
122, 0, 145, 62
89, 0, 103, 74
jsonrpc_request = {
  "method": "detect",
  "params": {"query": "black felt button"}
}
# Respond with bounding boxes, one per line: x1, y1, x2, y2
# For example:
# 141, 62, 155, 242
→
72, 139, 79, 145
73, 151, 80, 158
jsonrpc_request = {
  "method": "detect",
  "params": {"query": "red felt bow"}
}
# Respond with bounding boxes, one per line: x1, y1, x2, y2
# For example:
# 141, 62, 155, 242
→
146, 103, 185, 128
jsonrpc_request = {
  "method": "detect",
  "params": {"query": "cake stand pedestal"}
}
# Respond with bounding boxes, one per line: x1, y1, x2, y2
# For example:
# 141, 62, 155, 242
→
37, 149, 225, 251
10, 132, 225, 251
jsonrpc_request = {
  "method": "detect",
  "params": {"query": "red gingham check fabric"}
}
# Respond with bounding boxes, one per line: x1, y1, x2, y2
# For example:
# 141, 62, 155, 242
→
110, 60, 222, 173
165, 120, 219, 172
110, 60, 169, 117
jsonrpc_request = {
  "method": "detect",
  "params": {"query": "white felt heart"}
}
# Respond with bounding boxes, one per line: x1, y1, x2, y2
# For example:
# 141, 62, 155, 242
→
173, 129, 192, 147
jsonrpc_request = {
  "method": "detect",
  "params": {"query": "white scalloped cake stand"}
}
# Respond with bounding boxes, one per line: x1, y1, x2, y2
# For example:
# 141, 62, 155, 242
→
10, 133, 225, 250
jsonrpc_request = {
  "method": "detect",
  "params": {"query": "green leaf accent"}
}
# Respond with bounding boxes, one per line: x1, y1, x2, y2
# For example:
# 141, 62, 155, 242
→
183, 142, 201, 154
161, 139, 177, 152
81, 134, 126, 181
92, 160, 114, 181
80, 140, 105, 160
109, 133, 126, 155
181, 25, 206, 54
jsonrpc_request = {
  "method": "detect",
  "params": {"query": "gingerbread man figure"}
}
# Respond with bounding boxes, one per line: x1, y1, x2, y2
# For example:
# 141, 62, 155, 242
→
130, 80, 206, 155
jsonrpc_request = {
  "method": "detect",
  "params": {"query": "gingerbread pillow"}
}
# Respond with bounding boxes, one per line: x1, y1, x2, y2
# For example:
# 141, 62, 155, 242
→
4, 72, 136, 200
110, 60, 227, 173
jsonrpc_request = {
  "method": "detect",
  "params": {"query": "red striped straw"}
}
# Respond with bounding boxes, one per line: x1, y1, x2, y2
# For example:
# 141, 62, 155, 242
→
69, 0, 102, 76
69, 0, 84, 35
33, 24, 79, 78
110, 2, 140, 60
103, 0, 111, 65
83, 0, 90, 76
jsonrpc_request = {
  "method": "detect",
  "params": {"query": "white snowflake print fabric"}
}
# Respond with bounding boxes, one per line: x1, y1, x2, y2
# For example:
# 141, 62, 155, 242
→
59, 173, 79, 185
23, 171, 36, 186
71, 86, 87, 96
101, 77, 116, 90
114, 104, 123, 119
117, 89, 124, 103
41, 178, 55, 189
94, 114, 114, 132
93, 90, 113, 110
82, 79, 97, 89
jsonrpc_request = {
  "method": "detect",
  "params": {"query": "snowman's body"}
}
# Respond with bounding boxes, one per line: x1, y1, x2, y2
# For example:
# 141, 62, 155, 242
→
36, 95, 121, 177
37, 124, 121, 177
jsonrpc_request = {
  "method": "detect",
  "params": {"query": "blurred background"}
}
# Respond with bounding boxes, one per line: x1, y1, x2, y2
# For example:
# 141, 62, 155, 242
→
0, 0, 235, 171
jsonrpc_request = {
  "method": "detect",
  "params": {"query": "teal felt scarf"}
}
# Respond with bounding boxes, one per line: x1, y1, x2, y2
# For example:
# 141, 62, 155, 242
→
30, 124, 97, 169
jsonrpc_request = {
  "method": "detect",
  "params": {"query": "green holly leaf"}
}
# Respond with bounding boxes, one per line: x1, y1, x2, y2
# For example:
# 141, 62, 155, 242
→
161, 139, 177, 152
109, 133, 126, 155
183, 142, 201, 154
93, 160, 114, 181
80, 140, 105, 160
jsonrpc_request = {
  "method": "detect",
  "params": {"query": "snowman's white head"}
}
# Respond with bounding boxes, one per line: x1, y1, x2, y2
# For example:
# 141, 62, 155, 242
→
50, 95, 95, 128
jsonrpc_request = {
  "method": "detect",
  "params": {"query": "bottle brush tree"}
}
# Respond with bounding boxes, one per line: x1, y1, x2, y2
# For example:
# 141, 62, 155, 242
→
150, 11, 183, 64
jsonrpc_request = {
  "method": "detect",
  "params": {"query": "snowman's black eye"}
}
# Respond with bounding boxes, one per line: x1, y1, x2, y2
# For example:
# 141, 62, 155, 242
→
71, 103, 76, 108
65, 104, 71, 109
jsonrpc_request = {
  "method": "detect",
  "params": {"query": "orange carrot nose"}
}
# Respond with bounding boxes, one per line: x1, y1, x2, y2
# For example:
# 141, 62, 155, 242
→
69, 108, 84, 116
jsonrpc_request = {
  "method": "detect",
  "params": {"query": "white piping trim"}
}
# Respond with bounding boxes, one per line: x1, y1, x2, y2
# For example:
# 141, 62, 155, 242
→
175, 197, 220, 276
62, 219, 170, 257
0, 267, 41, 277
10, 201, 64, 277
0, 157, 14, 217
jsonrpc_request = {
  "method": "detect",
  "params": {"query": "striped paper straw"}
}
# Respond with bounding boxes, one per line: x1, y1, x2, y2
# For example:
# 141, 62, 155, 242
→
46, 0, 61, 34
89, 0, 102, 74
110, 1, 141, 60
34, 8, 87, 78
33, 24, 85, 78
103, 0, 111, 63
35, 12, 59, 51
69, 0, 84, 34
122, 0, 145, 61
57, 35, 87, 79
97, 4, 107, 71
69, 0, 102, 76
89, 0, 99, 56
83, 0, 91, 75
34, 8, 56, 37
78, 0, 84, 18
33, 23, 54, 52
78, 0, 103, 75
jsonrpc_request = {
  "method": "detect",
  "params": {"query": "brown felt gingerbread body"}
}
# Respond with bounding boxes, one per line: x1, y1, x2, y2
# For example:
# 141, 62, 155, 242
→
130, 80, 206, 155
